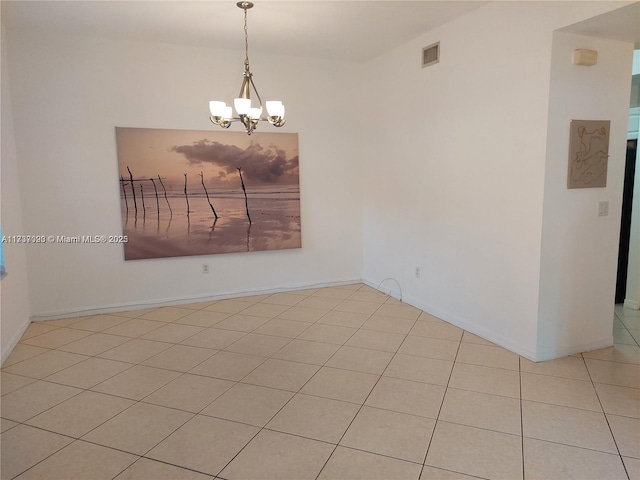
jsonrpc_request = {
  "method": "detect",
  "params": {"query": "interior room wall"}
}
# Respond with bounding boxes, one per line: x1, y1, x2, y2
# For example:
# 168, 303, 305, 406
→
4, 30, 364, 321
360, 1, 631, 360
538, 32, 634, 360
1, 27, 32, 362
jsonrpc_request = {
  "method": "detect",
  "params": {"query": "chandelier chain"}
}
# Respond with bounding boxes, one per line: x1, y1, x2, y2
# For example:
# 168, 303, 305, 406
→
244, 7, 249, 67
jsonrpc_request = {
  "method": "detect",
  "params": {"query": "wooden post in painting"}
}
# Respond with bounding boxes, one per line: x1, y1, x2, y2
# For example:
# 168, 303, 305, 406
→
150, 178, 160, 221
183, 173, 190, 218
158, 175, 172, 216
140, 184, 146, 216
237, 167, 251, 225
199, 172, 219, 219
120, 175, 129, 212
127, 166, 138, 214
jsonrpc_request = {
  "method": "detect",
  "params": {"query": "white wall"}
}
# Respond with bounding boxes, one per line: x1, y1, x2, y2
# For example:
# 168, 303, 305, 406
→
361, 2, 632, 360
1, 26, 32, 362
538, 33, 634, 360
4, 30, 363, 319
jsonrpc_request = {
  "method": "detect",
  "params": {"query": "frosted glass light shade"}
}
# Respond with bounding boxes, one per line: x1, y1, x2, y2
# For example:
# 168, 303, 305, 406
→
248, 107, 262, 119
209, 101, 226, 117
266, 101, 284, 117
234, 98, 251, 115
223, 106, 233, 119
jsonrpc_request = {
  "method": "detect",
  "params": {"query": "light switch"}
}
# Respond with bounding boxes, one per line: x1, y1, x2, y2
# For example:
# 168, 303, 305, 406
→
598, 201, 609, 217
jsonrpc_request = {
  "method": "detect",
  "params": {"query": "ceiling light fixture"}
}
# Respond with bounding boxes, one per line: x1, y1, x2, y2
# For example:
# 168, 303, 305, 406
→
209, 1, 285, 135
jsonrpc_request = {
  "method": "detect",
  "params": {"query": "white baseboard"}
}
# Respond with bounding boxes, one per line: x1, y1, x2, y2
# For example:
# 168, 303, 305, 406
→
21, 274, 619, 365
362, 277, 538, 361
362, 277, 617, 362
362, 278, 402, 300
402, 291, 539, 361
623, 299, 640, 310
1, 317, 31, 366
30, 277, 363, 322
535, 336, 613, 362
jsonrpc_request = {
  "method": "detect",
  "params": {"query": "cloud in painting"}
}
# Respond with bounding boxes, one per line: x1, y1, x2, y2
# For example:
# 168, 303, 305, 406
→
171, 140, 298, 186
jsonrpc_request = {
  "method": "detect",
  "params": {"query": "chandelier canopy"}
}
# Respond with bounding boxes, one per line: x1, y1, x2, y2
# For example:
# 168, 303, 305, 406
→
209, 1, 285, 135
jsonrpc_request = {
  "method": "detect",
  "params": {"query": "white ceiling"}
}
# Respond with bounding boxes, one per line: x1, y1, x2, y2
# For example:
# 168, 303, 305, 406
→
1, 1, 487, 61
3, 1, 638, 62
560, 2, 640, 49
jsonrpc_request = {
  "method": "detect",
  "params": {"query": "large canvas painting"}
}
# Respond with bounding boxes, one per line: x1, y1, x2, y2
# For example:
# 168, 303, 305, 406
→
567, 120, 610, 189
116, 127, 301, 260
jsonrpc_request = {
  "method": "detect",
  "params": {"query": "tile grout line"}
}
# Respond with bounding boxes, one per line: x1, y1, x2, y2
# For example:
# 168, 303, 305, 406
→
4, 309, 186, 377
418, 330, 465, 480
2, 341, 147, 431
580, 352, 632, 480
15, 322, 213, 402
109, 455, 210, 480
614, 310, 640, 348
311, 294, 420, 480
95, 316, 270, 478
514, 435, 633, 457
519, 356, 526, 480
77, 297, 274, 479
214, 284, 378, 479
40, 368, 199, 468
149, 295, 312, 405
6, 303, 271, 479
4, 426, 80, 480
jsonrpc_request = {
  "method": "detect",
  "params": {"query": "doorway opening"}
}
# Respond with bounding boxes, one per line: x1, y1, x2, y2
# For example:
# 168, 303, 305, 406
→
615, 139, 637, 304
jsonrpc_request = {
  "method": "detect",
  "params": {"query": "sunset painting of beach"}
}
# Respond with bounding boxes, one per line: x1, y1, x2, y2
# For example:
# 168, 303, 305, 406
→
115, 127, 301, 260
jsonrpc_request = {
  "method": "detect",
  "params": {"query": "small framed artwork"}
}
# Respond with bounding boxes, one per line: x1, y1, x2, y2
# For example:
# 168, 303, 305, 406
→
567, 119, 610, 189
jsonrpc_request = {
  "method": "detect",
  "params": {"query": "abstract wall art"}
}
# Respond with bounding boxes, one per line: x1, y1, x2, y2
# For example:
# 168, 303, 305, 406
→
567, 119, 610, 189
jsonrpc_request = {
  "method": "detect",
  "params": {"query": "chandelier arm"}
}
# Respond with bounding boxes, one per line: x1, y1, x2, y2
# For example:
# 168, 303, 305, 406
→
239, 67, 251, 100
249, 75, 264, 112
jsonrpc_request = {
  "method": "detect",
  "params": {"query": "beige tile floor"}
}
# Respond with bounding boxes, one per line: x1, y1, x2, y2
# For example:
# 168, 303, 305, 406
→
1, 284, 639, 479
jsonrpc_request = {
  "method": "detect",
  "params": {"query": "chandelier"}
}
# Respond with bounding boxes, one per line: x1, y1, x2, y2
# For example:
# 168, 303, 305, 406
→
209, 1, 285, 135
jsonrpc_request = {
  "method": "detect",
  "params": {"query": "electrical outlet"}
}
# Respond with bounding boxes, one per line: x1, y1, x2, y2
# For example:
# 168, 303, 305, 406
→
202, 264, 210, 274
415, 266, 421, 278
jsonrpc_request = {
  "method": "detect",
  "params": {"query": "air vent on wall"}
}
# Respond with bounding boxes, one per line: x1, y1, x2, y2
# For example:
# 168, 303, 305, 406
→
422, 42, 440, 68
